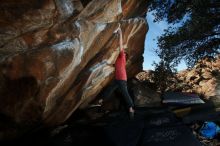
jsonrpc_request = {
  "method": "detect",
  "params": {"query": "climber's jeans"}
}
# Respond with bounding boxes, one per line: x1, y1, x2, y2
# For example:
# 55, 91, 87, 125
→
102, 80, 134, 108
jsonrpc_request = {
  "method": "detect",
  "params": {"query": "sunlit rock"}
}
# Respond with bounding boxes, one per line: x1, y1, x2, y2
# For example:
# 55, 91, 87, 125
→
0, 0, 148, 139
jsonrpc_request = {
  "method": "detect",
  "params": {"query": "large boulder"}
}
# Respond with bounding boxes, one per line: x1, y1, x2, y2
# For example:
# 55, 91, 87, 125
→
0, 0, 149, 139
131, 79, 161, 107
136, 56, 220, 100
177, 56, 220, 98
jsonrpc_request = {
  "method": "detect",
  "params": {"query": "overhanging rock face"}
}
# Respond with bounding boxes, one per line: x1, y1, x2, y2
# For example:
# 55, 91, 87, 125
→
0, 0, 148, 136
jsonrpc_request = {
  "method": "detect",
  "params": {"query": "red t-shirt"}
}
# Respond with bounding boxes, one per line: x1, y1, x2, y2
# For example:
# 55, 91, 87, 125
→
115, 49, 127, 80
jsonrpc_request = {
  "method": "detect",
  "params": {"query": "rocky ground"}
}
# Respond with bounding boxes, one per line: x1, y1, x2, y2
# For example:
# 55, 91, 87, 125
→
0, 106, 207, 146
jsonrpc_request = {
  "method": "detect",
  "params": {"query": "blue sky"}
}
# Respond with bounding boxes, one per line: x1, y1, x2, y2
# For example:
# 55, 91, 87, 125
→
143, 11, 187, 71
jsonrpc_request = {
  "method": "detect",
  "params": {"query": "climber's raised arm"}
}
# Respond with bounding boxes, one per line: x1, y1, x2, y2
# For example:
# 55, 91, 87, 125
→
115, 23, 123, 52
118, 25, 123, 52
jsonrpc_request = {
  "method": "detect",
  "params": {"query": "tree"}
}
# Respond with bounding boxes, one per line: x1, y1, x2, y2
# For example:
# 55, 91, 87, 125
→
150, 60, 177, 93
149, 0, 220, 68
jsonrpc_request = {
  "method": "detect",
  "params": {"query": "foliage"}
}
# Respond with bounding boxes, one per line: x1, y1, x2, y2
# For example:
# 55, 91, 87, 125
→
149, 0, 220, 68
150, 60, 177, 93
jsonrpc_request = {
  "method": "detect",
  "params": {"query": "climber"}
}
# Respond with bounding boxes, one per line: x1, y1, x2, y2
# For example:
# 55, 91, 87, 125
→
98, 23, 135, 119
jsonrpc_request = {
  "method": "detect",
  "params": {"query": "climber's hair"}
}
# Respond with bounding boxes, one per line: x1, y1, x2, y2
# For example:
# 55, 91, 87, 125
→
125, 51, 129, 60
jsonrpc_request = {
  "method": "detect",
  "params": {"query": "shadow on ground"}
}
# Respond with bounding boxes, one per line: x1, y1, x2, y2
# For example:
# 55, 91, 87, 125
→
0, 107, 202, 146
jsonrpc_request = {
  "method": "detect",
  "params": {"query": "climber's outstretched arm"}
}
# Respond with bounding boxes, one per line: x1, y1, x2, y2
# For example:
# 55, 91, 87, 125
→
118, 24, 123, 52
115, 23, 123, 52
